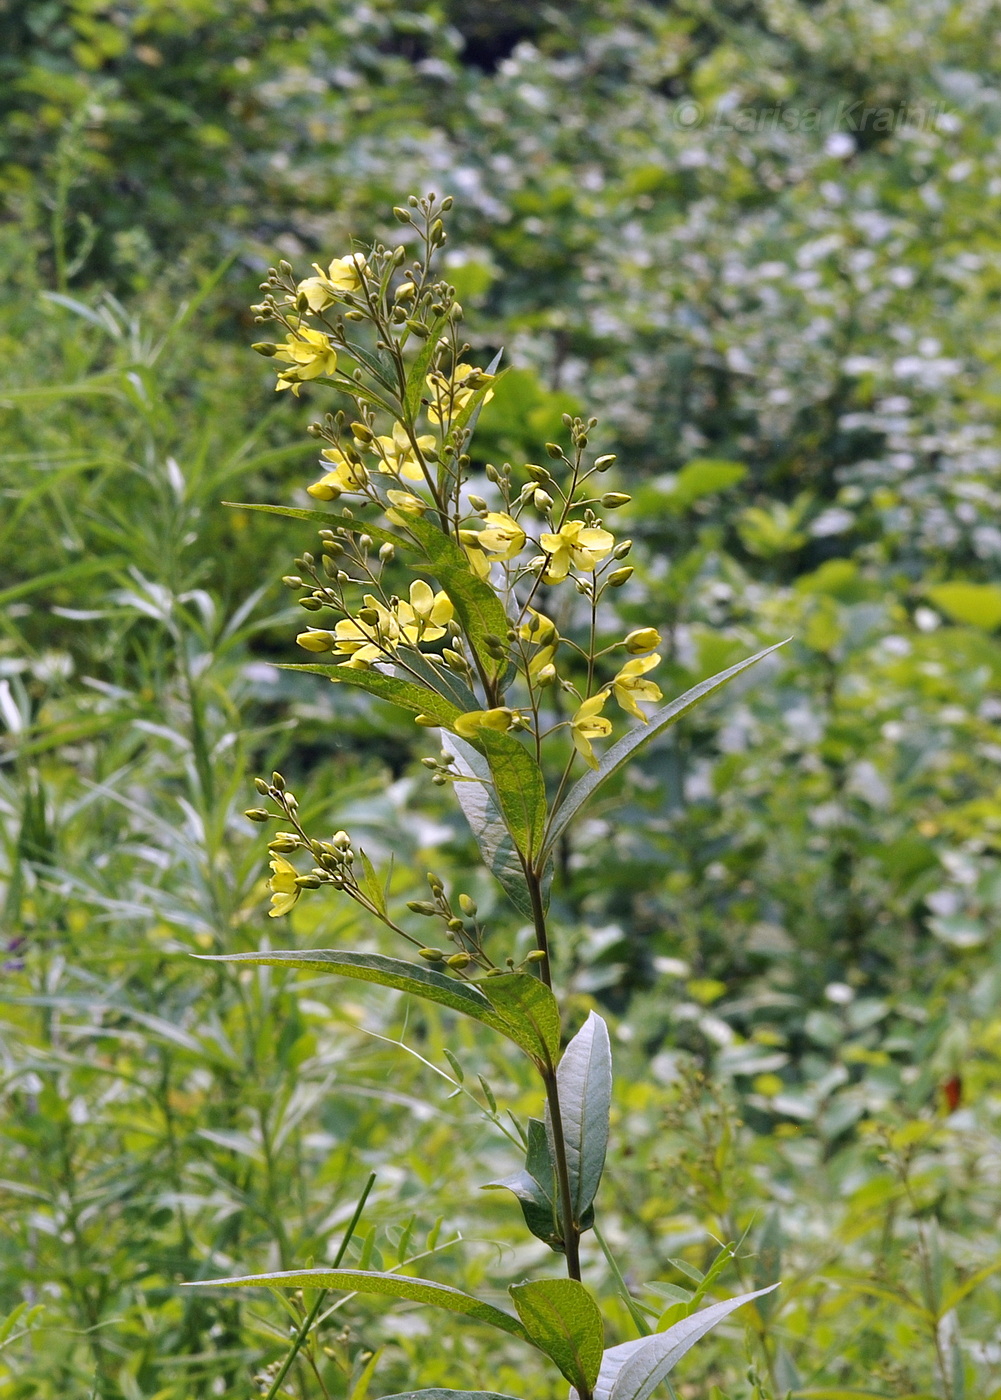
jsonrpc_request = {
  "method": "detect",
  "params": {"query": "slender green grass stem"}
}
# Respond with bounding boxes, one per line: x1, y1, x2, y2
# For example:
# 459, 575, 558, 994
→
263, 1172, 376, 1400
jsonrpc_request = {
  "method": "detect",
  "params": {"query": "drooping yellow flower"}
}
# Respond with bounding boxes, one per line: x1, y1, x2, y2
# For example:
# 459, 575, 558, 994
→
394, 581, 453, 645
477, 512, 526, 560
372, 422, 436, 482
307, 448, 368, 499
268, 855, 301, 918
611, 654, 663, 721
571, 691, 612, 769
459, 541, 490, 579
296, 253, 368, 311
453, 707, 517, 738
331, 596, 401, 666
426, 363, 494, 425
385, 489, 429, 526
539, 520, 615, 582
274, 327, 339, 395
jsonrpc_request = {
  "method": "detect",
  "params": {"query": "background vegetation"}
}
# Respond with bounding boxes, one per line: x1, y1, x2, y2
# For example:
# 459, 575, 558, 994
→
3, 2, 1001, 1397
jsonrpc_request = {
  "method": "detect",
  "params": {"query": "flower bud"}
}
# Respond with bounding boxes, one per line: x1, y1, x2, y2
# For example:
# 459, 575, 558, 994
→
394, 279, 417, 301
244, 808, 271, 822
536, 662, 557, 685
545, 442, 563, 459
332, 830, 351, 849
594, 454, 617, 471
350, 421, 373, 443
295, 874, 322, 889
467, 494, 488, 512
251, 342, 278, 357
625, 627, 662, 654
298, 596, 323, 610
458, 893, 477, 916
269, 834, 298, 853
608, 566, 634, 587
254, 777, 270, 795
282, 575, 303, 588
446, 917, 464, 932
418, 947, 444, 961
601, 493, 631, 508
613, 539, 633, 559
379, 542, 395, 562
296, 630, 335, 651
482, 634, 507, 659
525, 464, 553, 483
533, 489, 554, 511
526, 949, 547, 962
393, 206, 412, 223
358, 607, 380, 626
408, 900, 438, 916
446, 952, 471, 969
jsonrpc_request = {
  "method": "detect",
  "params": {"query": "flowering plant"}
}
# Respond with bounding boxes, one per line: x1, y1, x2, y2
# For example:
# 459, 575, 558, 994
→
192, 195, 782, 1400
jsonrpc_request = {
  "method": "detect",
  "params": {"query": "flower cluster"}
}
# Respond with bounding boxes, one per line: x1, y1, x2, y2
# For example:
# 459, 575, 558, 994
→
250, 194, 667, 918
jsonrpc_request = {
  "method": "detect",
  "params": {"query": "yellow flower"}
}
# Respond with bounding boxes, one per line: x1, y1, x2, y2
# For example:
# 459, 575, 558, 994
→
426, 362, 494, 425
625, 627, 662, 655
274, 327, 339, 395
462, 542, 491, 580
453, 707, 517, 738
296, 253, 368, 311
539, 520, 615, 582
268, 855, 301, 918
394, 581, 454, 645
611, 654, 663, 721
385, 490, 429, 526
528, 644, 558, 681
307, 449, 368, 499
372, 422, 435, 481
331, 595, 401, 665
571, 691, 612, 769
477, 512, 526, 560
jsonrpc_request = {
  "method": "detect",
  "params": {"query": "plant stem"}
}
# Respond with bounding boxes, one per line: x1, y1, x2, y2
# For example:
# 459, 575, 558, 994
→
525, 866, 583, 1285
544, 1066, 582, 1283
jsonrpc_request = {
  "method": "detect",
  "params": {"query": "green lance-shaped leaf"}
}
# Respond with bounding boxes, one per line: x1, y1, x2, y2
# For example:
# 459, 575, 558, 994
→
441, 732, 541, 920
402, 515, 511, 684
476, 729, 547, 863
222, 501, 410, 553
278, 663, 463, 729
541, 641, 788, 864
485, 1118, 561, 1250
199, 950, 555, 1063
402, 311, 451, 417
478, 973, 561, 1068
510, 1278, 604, 1392
545, 1011, 612, 1222
186, 1268, 529, 1342
602, 1286, 780, 1400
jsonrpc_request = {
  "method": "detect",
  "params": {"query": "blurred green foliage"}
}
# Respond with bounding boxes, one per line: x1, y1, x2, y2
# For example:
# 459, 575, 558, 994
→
4, 0, 1001, 1396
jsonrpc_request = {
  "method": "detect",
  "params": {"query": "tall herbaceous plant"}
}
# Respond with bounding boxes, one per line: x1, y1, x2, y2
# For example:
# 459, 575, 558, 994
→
193, 195, 784, 1400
